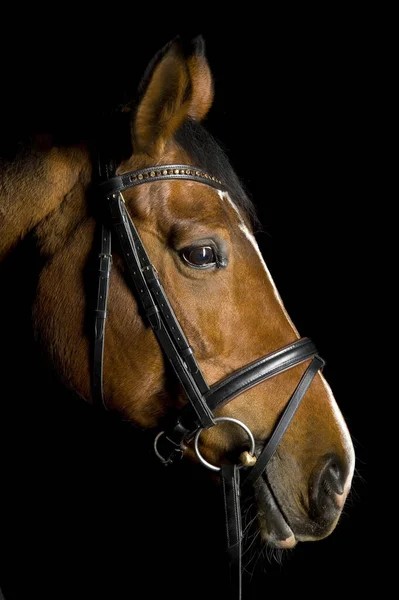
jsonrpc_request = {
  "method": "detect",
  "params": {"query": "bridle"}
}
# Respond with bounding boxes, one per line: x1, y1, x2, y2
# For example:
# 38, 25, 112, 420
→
93, 162, 324, 599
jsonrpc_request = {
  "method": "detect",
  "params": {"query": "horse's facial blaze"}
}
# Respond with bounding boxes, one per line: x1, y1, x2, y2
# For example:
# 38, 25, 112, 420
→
32, 36, 355, 552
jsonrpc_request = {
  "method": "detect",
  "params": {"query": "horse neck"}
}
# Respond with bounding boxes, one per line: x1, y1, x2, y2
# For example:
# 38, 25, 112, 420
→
0, 141, 92, 261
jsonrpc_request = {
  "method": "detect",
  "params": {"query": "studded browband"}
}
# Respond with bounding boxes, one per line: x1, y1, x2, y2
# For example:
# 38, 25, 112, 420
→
99, 164, 224, 197
93, 163, 324, 600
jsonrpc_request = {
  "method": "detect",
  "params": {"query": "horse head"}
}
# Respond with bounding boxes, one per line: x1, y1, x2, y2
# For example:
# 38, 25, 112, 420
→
31, 37, 355, 553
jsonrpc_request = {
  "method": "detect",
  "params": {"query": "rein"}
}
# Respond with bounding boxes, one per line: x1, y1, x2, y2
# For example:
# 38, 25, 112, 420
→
93, 162, 324, 599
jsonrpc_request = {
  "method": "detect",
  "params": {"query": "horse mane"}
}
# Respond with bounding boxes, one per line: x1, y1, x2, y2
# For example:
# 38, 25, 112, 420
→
175, 119, 259, 228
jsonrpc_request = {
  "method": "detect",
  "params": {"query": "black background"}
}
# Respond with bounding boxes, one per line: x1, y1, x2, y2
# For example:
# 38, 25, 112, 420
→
0, 21, 372, 600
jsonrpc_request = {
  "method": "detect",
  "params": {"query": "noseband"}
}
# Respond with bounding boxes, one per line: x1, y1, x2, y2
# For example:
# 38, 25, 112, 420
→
93, 163, 324, 599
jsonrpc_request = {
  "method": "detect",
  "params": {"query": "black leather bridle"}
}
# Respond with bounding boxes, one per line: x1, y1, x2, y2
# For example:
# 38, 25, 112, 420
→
93, 163, 324, 599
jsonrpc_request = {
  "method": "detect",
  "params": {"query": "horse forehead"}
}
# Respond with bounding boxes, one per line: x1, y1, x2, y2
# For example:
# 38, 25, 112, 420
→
161, 180, 227, 220
130, 178, 247, 244
126, 180, 231, 243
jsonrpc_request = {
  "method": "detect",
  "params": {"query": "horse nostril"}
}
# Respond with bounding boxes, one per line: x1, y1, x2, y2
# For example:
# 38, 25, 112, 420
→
325, 460, 344, 495
310, 455, 348, 520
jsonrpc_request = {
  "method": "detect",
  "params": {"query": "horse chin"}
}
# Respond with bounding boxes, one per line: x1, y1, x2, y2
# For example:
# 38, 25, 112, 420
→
254, 477, 297, 550
254, 474, 342, 549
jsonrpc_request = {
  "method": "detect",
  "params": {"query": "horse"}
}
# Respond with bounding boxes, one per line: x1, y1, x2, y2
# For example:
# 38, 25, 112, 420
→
0, 36, 355, 599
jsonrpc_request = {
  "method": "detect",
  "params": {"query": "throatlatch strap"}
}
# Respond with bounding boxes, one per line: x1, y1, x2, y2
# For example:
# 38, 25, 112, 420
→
221, 465, 242, 600
92, 224, 112, 408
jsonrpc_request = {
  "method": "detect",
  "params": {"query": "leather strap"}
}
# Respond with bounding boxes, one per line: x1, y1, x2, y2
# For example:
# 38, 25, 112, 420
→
155, 338, 319, 463
220, 356, 323, 599
206, 338, 318, 411
92, 224, 112, 408
107, 193, 214, 429
221, 465, 242, 600
92, 146, 117, 408
243, 356, 324, 487
99, 164, 224, 197
123, 202, 209, 393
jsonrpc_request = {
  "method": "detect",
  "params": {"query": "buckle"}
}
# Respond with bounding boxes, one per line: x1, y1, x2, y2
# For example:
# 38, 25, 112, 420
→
154, 431, 186, 466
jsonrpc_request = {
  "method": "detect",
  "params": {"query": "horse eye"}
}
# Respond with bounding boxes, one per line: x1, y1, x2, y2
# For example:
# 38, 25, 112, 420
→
181, 245, 217, 269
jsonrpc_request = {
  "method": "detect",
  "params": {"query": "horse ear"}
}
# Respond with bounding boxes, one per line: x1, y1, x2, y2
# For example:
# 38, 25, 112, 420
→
132, 36, 214, 155
186, 36, 214, 121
